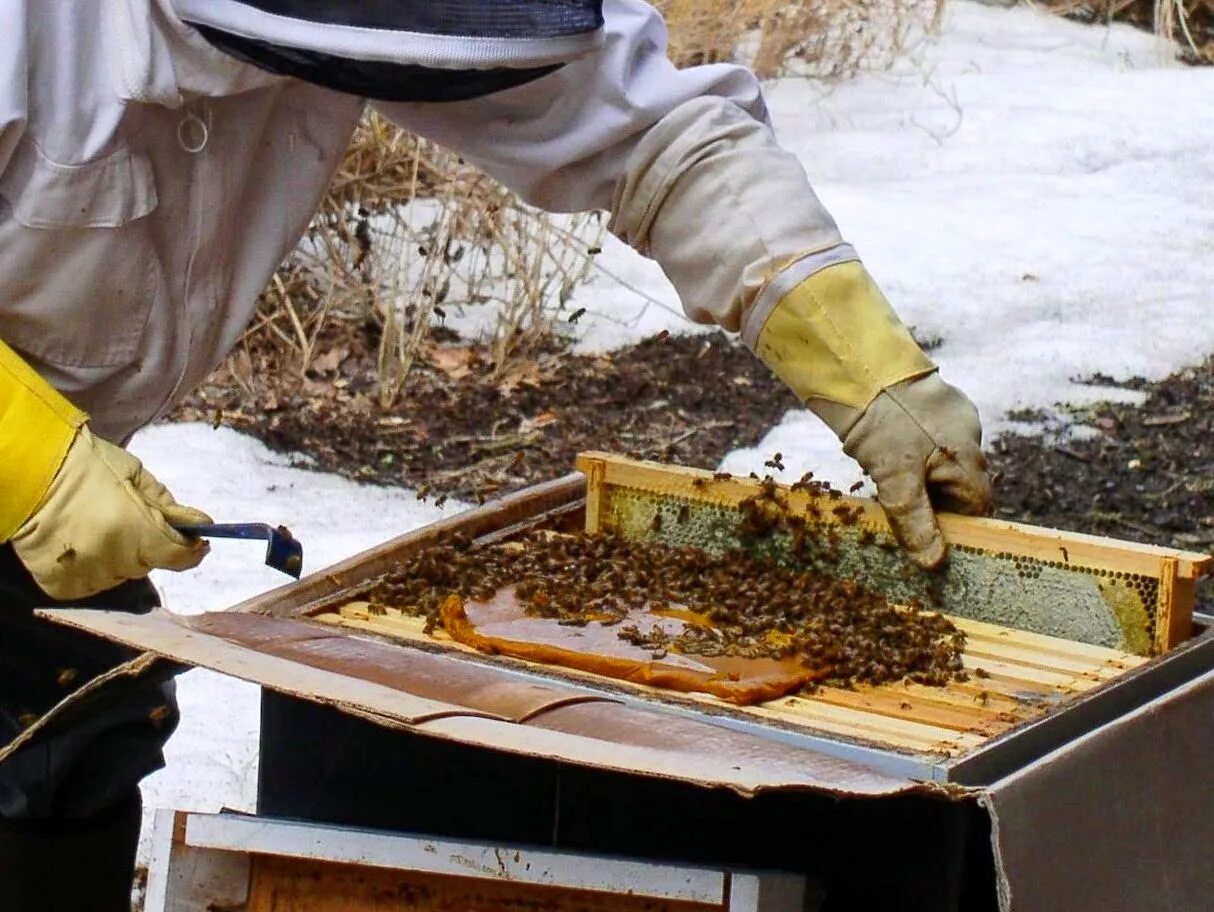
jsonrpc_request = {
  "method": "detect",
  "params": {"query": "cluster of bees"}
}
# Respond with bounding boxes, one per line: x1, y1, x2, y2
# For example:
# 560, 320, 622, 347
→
368, 466, 967, 689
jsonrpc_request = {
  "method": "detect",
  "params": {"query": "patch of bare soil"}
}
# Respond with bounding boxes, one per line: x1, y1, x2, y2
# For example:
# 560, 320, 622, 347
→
171, 325, 800, 503
987, 359, 1214, 611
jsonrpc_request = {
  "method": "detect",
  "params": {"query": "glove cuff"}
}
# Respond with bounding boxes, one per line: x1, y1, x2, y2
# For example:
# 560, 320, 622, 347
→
0, 340, 87, 540
747, 249, 936, 433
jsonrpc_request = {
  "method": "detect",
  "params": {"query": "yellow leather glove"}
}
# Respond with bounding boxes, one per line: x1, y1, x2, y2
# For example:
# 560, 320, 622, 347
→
749, 253, 992, 568
0, 340, 211, 600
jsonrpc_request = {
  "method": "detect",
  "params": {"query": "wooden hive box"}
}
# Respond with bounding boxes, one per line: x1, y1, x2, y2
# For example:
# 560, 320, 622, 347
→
303, 453, 1211, 783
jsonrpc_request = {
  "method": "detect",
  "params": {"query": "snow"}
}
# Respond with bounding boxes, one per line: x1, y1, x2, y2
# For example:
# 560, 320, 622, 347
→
129, 425, 460, 858
584, 2, 1214, 487
126, 0, 1214, 865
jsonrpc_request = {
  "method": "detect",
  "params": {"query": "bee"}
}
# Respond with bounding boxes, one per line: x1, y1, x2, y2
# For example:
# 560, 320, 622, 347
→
677, 504, 691, 524
508, 451, 526, 471
764, 453, 785, 471
790, 471, 815, 492
849, 481, 864, 494
713, 472, 732, 481
650, 513, 663, 533
416, 483, 431, 501
434, 494, 448, 509
655, 330, 670, 342
568, 307, 588, 323
148, 704, 173, 725
974, 667, 991, 679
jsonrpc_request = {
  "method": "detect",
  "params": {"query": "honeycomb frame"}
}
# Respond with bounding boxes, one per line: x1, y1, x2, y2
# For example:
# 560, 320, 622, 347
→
576, 452, 1212, 656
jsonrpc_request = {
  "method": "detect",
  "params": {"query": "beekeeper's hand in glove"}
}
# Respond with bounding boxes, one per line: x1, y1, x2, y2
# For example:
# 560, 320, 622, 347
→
604, 95, 991, 569
748, 258, 992, 568
0, 340, 211, 600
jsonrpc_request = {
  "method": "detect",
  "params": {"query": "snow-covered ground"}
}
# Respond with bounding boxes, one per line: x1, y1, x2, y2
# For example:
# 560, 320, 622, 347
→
129, 0, 1213, 863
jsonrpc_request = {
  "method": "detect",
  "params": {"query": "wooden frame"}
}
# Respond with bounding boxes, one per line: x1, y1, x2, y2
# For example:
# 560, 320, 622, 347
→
144, 811, 809, 912
574, 452, 1211, 653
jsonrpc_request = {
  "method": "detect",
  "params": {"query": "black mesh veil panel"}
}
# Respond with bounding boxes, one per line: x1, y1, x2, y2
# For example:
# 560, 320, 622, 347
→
224, 0, 603, 38
195, 27, 563, 103
180, 0, 603, 102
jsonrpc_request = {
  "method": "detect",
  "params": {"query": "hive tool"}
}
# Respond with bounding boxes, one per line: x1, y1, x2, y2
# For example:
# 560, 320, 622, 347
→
172, 522, 304, 579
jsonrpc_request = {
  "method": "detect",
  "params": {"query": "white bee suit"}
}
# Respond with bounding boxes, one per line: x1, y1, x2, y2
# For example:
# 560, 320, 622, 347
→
0, 0, 842, 443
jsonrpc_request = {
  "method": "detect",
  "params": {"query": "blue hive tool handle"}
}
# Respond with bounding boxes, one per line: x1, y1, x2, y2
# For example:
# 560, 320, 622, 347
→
173, 523, 275, 541
172, 522, 304, 579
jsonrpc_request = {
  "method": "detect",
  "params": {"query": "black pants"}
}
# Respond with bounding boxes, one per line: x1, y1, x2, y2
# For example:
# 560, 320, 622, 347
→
0, 545, 179, 819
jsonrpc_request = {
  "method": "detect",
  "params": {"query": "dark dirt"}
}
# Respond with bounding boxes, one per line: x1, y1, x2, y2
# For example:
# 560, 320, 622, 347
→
987, 359, 1214, 611
171, 327, 1212, 608
173, 326, 800, 503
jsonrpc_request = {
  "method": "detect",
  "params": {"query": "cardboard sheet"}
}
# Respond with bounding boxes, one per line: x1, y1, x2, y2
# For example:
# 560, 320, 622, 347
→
39, 608, 917, 798
985, 665, 1214, 911
39, 605, 1214, 911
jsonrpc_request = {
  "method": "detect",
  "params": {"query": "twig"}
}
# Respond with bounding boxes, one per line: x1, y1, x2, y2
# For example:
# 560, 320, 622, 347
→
1052, 445, 1092, 464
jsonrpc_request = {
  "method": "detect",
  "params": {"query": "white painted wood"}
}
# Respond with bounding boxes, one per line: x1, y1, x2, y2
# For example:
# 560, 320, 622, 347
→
142, 809, 177, 912
183, 812, 728, 903
728, 872, 808, 911
145, 811, 251, 912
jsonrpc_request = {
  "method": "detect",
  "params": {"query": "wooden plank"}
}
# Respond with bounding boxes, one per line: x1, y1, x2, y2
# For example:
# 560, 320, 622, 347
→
959, 639, 1128, 678
312, 605, 1107, 754
228, 474, 586, 619
145, 810, 252, 912
583, 457, 606, 535
958, 653, 1099, 690
869, 679, 1030, 716
1158, 557, 1196, 652
950, 616, 1149, 666
740, 697, 987, 754
247, 855, 722, 912
190, 813, 730, 904
574, 452, 1212, 579
807, 686, 1016, 736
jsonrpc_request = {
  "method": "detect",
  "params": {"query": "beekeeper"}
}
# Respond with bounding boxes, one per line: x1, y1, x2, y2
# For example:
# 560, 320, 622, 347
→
0, 0, 992, 906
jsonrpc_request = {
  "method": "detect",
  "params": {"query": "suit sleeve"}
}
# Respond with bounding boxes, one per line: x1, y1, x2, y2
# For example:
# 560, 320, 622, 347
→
375, 0, 844, 332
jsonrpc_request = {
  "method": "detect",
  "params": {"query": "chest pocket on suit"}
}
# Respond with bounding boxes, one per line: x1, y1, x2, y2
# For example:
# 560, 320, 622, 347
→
0, 138, 160, 369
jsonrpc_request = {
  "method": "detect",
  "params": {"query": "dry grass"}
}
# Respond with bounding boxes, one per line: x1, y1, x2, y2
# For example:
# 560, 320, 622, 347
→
238, 0, 942, 407
656, 0, 942, 78
249, 116, 603, 406
1040, 0, 1214, 61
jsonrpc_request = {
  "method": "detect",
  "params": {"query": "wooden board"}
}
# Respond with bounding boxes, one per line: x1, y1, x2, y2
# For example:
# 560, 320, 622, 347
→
248, 855, 721, 912
314, 603, 1148, 760
225, 474, 586, 620
574, 453, 1211, 654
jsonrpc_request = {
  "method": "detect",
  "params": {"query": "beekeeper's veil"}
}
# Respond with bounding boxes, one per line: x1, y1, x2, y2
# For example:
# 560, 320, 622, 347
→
171, 0, 605, 101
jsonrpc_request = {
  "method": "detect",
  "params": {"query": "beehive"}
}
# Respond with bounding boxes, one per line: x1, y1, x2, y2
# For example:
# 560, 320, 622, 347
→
306, 454, 1210, 779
